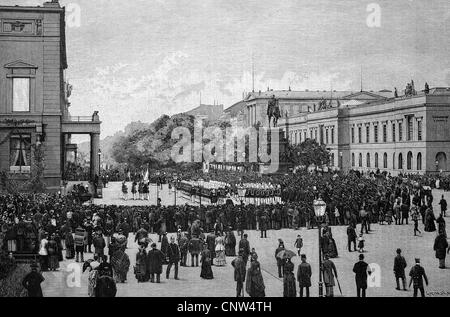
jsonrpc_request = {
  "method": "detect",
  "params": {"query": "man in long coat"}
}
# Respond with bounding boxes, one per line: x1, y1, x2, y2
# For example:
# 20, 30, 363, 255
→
297, 254, 312, 297
238, 234, 250, 265
22, 262, 44, 297
322, 254, 338, 297
231, 249, 247, 297
353, 254, 370, 297
147, 243, 164, 283
433, 232, 449, 269
393, 248, 407, 291
166, 236, 180, 279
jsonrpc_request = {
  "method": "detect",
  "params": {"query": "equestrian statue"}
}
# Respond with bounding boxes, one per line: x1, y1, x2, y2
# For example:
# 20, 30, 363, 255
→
267, 95, 281, 128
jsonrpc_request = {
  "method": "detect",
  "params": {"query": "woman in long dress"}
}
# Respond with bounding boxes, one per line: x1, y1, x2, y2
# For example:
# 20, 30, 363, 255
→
246, 254, 265, 297
424, 207, 436, 232
135, 245, 149, 282
200, 244, 214, 279
283, 258, 296, 297
214, 234, 226, 266
224, 230, 236, 257
47, 234, 60, 271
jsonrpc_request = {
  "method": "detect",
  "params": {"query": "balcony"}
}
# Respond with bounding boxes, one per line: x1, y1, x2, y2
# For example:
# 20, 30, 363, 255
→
61, 112, 101, 134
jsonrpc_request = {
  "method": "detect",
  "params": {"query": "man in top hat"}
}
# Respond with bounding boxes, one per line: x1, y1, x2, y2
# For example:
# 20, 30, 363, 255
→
22, 262, 45, 297
393, 248, 407, 291
297, 254, 312, 297
275, 239, 285, 278
147, 243, 164, 283
231, 249, 247, 297
409, 258, 429, 297
353, 254, 370, 297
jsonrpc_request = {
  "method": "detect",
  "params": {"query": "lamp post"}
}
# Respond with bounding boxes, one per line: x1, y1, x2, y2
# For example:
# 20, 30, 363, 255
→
339, 152, 343, 170
173, 176, 178, 206
96, 149, 103, 198
313, 197, 327, 297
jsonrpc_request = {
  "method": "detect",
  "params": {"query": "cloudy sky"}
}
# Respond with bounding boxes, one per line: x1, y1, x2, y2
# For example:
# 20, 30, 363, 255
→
4, 0, 450, 140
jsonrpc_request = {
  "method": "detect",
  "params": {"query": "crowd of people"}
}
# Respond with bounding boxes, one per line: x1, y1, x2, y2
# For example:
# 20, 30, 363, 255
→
1, 168, 449, 297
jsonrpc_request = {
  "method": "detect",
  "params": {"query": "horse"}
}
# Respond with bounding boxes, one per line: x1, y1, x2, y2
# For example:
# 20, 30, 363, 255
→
267, 97, 281, 128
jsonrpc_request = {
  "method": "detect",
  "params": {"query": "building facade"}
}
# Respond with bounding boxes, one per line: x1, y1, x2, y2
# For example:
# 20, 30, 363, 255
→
0, 1, 101, 191
278, 88, 450, 175
244, 89, 393, 128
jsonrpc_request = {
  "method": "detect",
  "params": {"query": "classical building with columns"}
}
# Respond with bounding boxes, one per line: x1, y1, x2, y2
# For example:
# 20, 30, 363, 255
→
0, 1, 101, 191
277, 87, 450, 175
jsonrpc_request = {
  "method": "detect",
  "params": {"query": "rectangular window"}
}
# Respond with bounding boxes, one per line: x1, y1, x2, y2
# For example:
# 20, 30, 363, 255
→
331, 128, 334, 144
417, 120, 422, 141
392, 123, 396, 142
383, 125, 387, 142
407, 116, 413, 141
358, 127, 362, 144
366, 126, 370, 143
9, 134, 31, 173
374, 125, 378, 143
13, 78, 30, 112
351, 127, 355, 143
325, 129, 329, 145
399, 122, 403, 141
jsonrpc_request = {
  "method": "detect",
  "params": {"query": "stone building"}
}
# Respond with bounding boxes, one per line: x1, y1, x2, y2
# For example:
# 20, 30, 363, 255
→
278, 87, 450, 175
0, 1, 101, 191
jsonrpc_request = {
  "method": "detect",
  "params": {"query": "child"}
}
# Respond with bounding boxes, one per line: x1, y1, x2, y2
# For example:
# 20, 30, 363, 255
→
294, 234, 303, 256
357, 233, 365, 253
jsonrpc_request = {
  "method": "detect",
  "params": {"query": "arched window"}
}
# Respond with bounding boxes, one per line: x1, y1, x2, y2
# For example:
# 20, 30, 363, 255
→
398, 153, 403, 170
417, 153, 422, 170
393, 153, 396, 169
407, 151, 413, 170
375, 153, 379, 168
383, 153, 388, 169
352, 153, 355, 167
366, 153, 371, 168
359, 153, 362, 167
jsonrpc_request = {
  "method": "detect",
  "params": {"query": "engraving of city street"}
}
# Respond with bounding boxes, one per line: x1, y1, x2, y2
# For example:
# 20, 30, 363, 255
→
0, 0, 449, 302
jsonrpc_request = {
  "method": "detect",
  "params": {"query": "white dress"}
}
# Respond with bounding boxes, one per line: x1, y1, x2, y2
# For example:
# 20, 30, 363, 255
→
214, 236, 226, 266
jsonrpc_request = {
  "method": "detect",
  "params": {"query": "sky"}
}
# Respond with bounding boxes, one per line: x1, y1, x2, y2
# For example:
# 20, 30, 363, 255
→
3, 0, 450, 141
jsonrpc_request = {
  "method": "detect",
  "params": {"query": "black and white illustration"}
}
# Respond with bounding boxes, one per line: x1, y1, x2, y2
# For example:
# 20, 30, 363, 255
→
0, 0, 449, 299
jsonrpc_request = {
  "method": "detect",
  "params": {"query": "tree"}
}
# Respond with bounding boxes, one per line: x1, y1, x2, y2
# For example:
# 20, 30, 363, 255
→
285, 139, 330, 168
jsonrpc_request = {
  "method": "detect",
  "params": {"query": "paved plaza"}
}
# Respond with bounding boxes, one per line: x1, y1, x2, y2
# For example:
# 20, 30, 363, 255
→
41, 185, 450, 297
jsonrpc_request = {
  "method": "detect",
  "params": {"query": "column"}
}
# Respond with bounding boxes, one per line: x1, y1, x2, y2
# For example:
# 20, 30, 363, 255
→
90, 133, 100, 181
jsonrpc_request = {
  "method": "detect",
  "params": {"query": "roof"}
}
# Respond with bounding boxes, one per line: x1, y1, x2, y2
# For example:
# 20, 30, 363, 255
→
224, 100, 246, 117
244, 90, 392, 101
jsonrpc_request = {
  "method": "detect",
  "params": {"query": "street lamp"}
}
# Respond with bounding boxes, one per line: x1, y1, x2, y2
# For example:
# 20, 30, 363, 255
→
313, 197, 327, 297
173, 176, 178, 206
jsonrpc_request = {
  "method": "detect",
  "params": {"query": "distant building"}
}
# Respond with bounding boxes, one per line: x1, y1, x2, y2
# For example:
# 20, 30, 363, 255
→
278, 87, 450, 175
184, 103, 224, 122
0, 1, 101, 191
244, 89, 393, 127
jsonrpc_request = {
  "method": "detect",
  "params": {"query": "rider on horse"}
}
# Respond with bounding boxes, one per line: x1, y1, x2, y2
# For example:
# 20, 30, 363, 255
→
267, 95, 281, 127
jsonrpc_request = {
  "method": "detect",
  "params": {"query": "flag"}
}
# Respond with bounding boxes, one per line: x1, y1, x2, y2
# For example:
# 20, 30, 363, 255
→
144, 168, 149, 182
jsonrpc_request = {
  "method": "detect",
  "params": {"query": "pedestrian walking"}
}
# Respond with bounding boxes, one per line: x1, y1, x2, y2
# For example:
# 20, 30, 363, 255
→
353, 254, 370, 297
393, 248, 407, 291
408, 258, 428, 297
297, 254, 311, 297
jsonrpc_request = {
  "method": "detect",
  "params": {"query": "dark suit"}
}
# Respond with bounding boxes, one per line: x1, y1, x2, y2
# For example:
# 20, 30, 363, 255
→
353, 260, 369, 297
166, 243, 180, 279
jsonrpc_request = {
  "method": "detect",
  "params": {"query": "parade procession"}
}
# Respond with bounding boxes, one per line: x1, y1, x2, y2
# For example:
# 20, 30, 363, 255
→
1, 0, 450, 305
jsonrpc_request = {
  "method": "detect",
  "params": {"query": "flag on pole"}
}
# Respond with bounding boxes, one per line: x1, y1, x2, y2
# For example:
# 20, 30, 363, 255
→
144, 168, 149, 182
